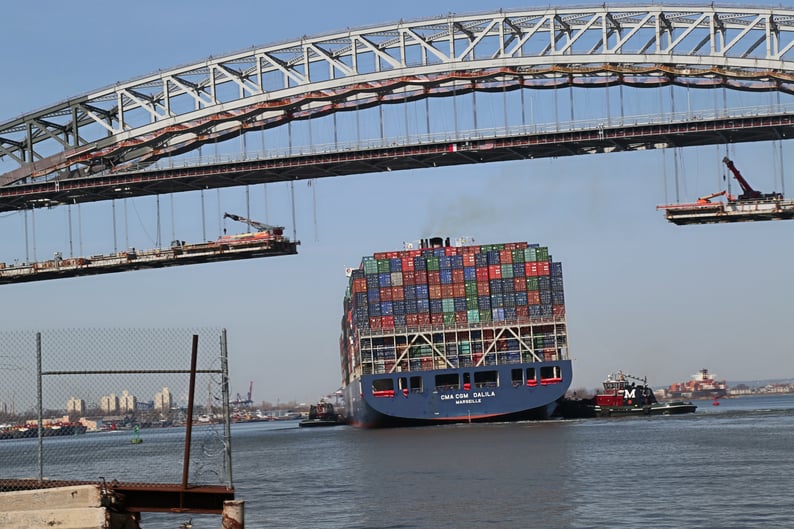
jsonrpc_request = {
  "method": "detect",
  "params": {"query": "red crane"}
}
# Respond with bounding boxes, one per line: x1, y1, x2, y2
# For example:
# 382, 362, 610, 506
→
722, 156, 781, 201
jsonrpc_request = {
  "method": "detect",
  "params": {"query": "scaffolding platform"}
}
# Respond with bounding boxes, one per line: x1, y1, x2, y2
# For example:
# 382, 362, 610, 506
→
658, 197, 794, 225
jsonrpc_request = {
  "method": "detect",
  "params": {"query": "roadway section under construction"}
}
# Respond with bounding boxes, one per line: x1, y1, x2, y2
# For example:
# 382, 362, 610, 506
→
657, 157, 794, 225
0, 213, 298, 285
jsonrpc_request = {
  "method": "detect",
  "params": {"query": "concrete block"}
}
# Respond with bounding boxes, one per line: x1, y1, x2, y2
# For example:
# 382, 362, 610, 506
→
0, 485, 102, 512
0, 506, 107, 529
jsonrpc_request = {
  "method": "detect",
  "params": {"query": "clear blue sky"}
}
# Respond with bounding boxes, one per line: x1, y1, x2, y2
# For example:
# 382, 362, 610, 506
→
1, 1, 791, 405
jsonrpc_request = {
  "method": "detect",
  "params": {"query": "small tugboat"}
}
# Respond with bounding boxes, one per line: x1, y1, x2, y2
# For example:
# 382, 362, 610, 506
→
557, 371, 697, 418
299, 400, 344, 428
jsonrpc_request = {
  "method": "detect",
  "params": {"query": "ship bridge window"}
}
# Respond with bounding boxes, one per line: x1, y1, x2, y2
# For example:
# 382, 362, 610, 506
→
540, 366, 562, 385
526, 367, 537, 387
474, 370, 498, 388
410, 376, 423, 393
372, 378, 395, 398
434, 373, 459, 391
511, 369, 523, 387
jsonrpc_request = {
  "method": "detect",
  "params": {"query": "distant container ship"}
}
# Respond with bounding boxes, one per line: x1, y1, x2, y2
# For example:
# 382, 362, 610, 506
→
339, 237, 572, 428
668, 369, 728, 399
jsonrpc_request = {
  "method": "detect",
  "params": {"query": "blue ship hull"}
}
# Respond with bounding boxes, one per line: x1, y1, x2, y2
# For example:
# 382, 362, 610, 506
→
344, 360, 572, 428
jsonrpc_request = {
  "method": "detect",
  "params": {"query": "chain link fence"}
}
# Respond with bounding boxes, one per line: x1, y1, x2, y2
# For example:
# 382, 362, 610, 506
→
0, 328, 231, 492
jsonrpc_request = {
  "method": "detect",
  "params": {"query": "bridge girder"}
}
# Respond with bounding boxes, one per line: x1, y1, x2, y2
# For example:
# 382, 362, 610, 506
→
3, 4, 794, 190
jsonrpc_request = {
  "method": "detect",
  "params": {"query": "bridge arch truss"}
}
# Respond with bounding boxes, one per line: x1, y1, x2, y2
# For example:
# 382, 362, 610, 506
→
4, 4, 794, 192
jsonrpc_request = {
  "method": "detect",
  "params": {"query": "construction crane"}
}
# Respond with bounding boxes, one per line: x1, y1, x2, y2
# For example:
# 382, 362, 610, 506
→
722, 156, 781, 202
696, 190, 726, 204
223, 212, 284, 236
657, 156, 794, 225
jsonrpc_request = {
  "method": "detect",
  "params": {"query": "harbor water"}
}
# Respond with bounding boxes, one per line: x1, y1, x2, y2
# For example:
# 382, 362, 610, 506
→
6, 394, 794, 528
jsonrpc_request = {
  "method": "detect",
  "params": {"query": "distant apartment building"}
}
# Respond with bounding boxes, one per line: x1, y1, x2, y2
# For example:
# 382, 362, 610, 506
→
119, 390, 137, 412
154, 387, 173, 411
100, 393, 119, 414
67, 397, 86, 415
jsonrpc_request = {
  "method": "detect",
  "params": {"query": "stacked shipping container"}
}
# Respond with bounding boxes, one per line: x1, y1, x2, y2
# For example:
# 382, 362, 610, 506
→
340, 240, 567, 384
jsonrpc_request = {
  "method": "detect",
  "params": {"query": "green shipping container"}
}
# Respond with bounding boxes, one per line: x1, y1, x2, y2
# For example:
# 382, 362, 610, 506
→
363, 259, 379, 275
467, 309, 480, 323
443, 313, 456, 326
377, 259, 391, 273
479, 309, 492, 323
526, 277, 539, 291
442, 298, 455, 313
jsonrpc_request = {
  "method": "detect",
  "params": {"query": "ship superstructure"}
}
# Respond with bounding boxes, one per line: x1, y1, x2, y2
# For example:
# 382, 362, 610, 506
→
339, 237, 571, 428
668, 369, 728, 399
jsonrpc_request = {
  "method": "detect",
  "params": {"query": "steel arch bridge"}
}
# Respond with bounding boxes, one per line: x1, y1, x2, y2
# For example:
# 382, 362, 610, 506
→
4, 3, 794, 211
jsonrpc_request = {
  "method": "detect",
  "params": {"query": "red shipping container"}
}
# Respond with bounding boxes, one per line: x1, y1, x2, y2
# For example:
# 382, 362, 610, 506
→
406, 314, 419, 327
352, 277, 367, 293
475, 267, 489, 281
382, 315, 395, 329
500, 249, 513, 264
403, 270, 416, 286
488, 265, 502, 279
539, 261, 550, 276
427, 271, 441, 285
455, 311, 468, 325
414, 271, 428, 285
477, 281, 490, 295
527, 291, 541, 305
417, 313, 431, 326
402, 257, 415, 271
526, 262, 539, 277
369, 317, 382, 329
516, 305, 529, 318
552, 305, 566, 317
445, 246, 459, 256
452, 268, 465, 283
453, 283, 466, 298
374, 252, 388, 260
430, 313, 444, 326
392, 286, 405, 301
380, 287, 393, 301
513, 277, 527, 292
441, 285, 454, 298
429, 284, 442, 299
463, 252, 476, 267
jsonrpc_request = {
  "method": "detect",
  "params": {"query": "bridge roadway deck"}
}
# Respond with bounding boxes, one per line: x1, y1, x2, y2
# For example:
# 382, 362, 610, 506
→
1, 112, 791, 213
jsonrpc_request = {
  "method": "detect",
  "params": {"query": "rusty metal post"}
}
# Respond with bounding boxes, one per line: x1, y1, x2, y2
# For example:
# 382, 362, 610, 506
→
36, 332, 43, 483
220, 328, 233, 488
181, 334, 199, 496
222, 500, 244, 529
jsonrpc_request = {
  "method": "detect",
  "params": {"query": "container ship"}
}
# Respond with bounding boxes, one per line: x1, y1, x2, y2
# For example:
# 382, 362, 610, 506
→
339, 237, 572, 428
668, 369, 728, 399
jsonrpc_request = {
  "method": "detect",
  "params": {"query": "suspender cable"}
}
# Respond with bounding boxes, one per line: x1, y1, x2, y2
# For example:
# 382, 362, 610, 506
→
290, 180, 297, 243
112, 199, 118, 253
200, 189, 207, 242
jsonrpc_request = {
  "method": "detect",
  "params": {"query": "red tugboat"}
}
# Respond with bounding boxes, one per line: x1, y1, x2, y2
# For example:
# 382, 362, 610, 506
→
557, 372, 697, 418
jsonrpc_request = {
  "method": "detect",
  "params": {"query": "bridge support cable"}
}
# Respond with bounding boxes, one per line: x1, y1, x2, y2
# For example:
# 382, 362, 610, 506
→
200, 189, 207, 242
170, 194, 176, 244
67, 205, 74, 258
156, 195, 161, 250
245, 186, 251, 234
290, 181, 296, 243
112, 199, 118, 254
